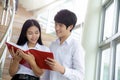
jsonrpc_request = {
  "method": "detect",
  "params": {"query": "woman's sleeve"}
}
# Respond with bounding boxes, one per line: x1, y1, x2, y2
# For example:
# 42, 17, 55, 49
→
40, 70, 50, 80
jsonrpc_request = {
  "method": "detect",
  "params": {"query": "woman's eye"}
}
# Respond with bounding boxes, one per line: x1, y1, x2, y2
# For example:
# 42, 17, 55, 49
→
28, 32, 33, 35
35, 31, 39, 34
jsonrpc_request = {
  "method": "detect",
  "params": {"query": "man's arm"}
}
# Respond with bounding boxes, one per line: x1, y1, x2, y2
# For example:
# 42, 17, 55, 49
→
46, 44, 85, 80
62, 45, 85, 80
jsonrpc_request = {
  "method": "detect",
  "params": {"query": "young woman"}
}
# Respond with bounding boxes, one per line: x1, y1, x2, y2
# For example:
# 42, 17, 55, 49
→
9, 19, 50, 80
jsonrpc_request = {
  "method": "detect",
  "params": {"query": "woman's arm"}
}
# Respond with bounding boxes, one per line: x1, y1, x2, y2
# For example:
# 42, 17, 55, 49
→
18, 49, 44, 77
28, 56, 44, 77
9, 59, 19, 76
9, 47, 22, 76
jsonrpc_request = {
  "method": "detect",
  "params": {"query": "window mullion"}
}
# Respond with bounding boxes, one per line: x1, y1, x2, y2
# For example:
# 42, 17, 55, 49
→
112, 0, 119, 34
109, 41, 116, 80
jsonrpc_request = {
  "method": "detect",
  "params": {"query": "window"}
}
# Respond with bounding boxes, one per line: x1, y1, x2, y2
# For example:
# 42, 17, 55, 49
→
116, 44, 120, 80
103, 3, 114, 40
97, 0, 120, 80
118, 10, 120, 32
100, 48, 110, 80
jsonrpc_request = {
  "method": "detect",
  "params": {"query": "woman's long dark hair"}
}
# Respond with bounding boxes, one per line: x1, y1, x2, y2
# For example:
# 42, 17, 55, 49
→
17, 19, 43, 45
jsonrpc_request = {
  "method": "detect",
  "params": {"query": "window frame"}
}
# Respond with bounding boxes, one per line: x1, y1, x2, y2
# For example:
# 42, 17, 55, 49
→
96, 0, 120, 80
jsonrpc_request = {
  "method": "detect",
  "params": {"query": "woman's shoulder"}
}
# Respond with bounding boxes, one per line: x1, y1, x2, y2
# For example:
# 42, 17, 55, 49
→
37, 44, 50, 52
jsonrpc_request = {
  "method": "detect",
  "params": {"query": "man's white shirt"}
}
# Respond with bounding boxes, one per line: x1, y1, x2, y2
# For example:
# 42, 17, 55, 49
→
42, 35, 85, 80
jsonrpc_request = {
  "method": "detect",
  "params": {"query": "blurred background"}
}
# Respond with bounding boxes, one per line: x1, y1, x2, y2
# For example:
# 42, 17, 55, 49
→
0, 0, 120, 80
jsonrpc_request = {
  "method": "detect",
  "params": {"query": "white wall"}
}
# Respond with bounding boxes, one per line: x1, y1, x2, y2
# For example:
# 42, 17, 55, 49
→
19, 0, 56, 11
82, 0, 102, 80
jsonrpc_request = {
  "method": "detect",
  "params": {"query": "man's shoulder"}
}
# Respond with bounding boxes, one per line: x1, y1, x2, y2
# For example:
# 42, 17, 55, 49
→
70, 38, 80, 44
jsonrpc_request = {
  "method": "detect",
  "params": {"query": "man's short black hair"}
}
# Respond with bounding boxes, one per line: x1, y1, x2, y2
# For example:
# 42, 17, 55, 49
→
54, 9, 77, 30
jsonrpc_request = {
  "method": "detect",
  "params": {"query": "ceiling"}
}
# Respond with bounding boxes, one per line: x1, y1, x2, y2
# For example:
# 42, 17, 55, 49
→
19, 0, 88, 40
19, 0, 66, 12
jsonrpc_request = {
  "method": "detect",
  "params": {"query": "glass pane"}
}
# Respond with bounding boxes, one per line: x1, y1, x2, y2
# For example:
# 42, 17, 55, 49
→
116, 44, 120, 80
100, 48, 110, 80
118, 11, 120, 32
103, 3, 114, 40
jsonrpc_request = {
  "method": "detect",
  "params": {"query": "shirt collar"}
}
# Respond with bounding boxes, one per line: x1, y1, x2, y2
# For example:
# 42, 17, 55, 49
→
23, 42, 40, 49
56, 34, 72, 45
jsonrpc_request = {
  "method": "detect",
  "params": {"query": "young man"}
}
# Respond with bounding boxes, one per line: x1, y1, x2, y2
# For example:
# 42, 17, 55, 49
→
42, 9, 85, 80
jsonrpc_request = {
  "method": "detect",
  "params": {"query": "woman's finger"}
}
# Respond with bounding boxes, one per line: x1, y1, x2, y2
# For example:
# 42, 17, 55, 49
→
11, 47, 15, 56
17, 49, 26, 57
9, 49, 14, 57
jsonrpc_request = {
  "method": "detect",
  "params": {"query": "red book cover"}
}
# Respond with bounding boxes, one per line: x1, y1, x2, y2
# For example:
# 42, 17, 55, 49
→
6, 41, 54, 70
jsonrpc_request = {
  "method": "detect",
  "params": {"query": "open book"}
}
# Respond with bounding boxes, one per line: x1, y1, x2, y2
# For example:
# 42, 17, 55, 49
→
6, 41, 54, 70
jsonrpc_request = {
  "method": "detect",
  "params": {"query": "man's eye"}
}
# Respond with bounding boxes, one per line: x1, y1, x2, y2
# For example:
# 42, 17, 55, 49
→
59, 24, 63, 27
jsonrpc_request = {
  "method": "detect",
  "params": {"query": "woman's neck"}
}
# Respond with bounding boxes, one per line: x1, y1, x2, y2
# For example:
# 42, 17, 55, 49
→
27, 42, 36, 48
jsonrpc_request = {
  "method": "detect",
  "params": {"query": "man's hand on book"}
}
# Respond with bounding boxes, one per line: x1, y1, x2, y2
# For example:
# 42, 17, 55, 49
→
9, 47, 22, 62
45, 58, 65, 74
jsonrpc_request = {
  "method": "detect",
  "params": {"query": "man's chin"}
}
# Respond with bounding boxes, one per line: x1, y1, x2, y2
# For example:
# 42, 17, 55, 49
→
56, 34, 61, 37
57, 35, 61, 38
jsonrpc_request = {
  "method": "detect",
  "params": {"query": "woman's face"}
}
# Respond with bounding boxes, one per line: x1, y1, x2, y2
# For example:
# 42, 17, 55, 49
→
26, 26, 40, 45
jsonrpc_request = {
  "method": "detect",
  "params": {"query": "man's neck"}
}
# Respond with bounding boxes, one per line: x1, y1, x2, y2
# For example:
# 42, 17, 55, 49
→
59, 34, 70, 45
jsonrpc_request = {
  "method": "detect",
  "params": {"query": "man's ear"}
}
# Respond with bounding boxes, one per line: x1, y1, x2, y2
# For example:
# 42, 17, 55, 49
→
68, 25, 73, 31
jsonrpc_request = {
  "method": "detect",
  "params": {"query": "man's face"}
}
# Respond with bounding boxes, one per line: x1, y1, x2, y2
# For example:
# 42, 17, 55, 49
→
55, 22, 72, 38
